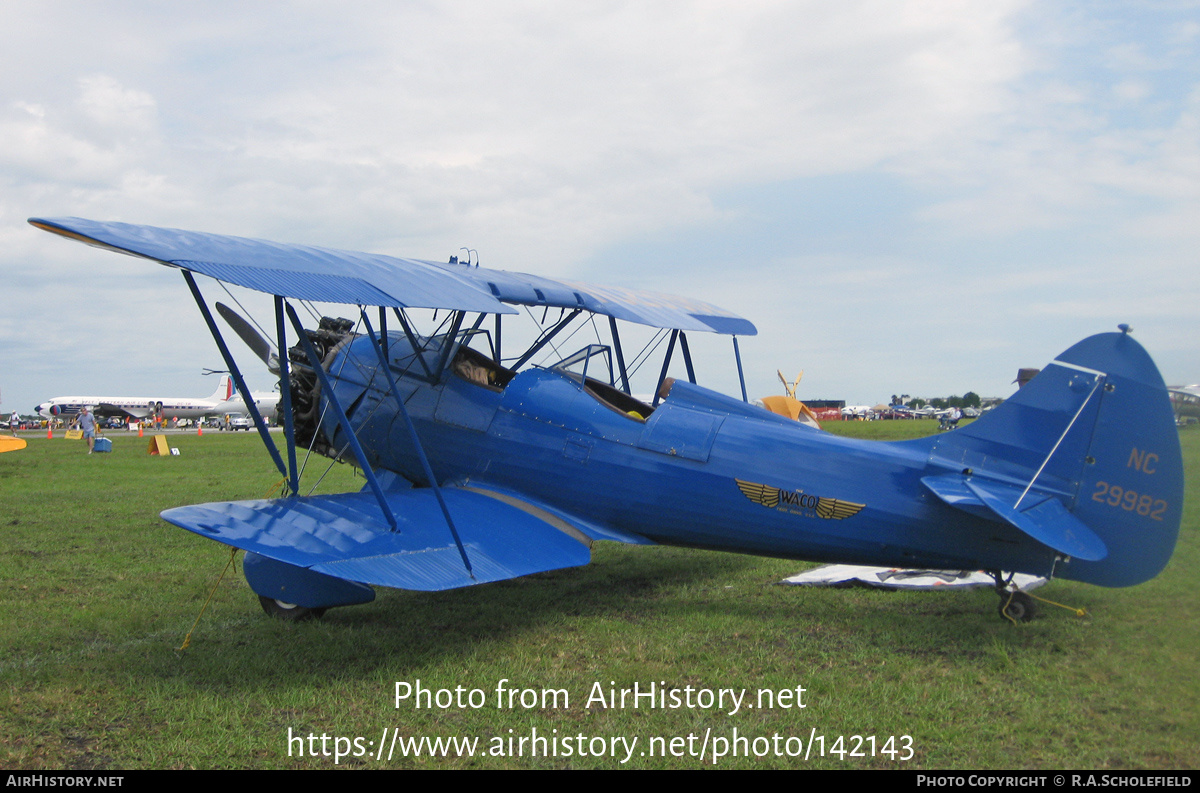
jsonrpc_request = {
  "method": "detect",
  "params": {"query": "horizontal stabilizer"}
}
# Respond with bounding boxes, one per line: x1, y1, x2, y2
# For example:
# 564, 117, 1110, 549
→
922, 475, 1107, 562
162, 487, 591, 591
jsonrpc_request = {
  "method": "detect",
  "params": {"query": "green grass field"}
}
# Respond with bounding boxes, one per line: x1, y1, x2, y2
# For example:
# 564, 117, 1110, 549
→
1, 422, 1196, 769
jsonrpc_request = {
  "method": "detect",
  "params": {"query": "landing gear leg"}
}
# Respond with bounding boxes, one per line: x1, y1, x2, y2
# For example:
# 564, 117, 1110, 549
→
990, 571, 1036, 623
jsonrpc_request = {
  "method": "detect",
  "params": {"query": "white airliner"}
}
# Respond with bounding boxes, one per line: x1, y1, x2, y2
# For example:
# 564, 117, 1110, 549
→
1168, 384, 1200, 423
36, 376, 281, 422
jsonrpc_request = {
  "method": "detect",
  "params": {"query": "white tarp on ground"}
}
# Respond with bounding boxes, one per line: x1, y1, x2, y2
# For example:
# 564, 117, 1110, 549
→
782, 565, 1047, 591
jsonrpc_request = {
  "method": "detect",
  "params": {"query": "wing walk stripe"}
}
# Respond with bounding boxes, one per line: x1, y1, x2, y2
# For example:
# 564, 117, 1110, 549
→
459, 485, 593, 548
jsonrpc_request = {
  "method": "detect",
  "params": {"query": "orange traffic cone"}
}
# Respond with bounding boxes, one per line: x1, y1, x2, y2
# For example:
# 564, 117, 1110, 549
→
197, 424, 203, 436
47, 426, 52, 439
138, 424, 144, 438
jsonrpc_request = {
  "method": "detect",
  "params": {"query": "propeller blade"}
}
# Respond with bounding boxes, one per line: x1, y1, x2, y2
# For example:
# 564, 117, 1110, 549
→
215, 302, 280, 374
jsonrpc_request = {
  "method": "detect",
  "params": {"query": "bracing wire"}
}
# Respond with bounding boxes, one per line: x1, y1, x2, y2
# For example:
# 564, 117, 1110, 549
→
530, 310, 591, 368
626, 328, 670, 379
214, 280, 275, 350
296, 306, 452, 496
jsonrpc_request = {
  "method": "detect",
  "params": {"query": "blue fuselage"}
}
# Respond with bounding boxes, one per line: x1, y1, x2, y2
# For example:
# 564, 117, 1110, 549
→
319, 336, 1059, 578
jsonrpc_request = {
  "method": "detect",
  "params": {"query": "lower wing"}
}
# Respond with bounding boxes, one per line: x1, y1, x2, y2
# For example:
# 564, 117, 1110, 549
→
161, 486, 597, 592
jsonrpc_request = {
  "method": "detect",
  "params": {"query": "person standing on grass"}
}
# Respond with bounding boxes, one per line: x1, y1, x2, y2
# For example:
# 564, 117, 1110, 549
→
74, 406, 97, 454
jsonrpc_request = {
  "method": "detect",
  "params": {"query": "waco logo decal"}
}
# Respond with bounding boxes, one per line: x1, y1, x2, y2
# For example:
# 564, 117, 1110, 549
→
735, 479, 864, 520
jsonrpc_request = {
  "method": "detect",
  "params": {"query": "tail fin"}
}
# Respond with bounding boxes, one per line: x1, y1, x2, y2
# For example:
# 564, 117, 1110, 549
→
208, 375, 234, 402
923, 330, 1182, 587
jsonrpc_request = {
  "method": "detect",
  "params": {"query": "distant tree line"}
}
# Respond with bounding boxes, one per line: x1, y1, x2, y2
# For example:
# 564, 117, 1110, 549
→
890, 392, 981, 410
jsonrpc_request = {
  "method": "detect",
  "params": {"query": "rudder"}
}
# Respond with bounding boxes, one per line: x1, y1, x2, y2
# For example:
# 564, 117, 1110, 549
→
207, 374, 233, 402
1053, 332, 1183, 586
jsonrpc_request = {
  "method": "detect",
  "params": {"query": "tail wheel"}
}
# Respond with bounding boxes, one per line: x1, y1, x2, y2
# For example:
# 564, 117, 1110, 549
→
258, 595, 326, 621
998, 590, 1036, 623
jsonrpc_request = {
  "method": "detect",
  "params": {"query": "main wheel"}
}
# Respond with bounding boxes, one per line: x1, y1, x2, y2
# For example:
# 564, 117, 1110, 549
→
998, 591, 1036, 623
258, 595, 326, 621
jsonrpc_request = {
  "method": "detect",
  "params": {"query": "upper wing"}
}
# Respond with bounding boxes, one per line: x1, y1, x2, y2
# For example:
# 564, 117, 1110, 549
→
30, 217, 755, 335
450, 268, 757, 335
31, 216, 511, 315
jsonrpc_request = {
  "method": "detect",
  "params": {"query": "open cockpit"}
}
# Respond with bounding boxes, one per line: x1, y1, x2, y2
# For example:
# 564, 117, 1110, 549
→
450, 341, 655, 422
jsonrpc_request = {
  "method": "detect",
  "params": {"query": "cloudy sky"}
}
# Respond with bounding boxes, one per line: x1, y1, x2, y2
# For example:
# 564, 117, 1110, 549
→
3, 1, 1197, 417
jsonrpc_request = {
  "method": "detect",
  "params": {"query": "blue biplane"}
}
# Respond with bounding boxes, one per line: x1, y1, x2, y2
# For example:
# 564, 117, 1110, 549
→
31, 217, 1184, 622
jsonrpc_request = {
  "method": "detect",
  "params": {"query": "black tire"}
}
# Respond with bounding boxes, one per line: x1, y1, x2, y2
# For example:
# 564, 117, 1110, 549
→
258, 595, 326, 621
998, 591, 1036, 623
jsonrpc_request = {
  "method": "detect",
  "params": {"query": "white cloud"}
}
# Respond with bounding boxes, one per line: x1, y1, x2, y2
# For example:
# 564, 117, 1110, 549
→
77, 74, 157, 132
1, 1, 1197, 413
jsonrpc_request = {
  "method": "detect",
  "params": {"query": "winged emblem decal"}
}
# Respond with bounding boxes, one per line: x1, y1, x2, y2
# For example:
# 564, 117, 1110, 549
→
814, 497, 865, 520
735, 479, 780, 508
735, 479, 863, 520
